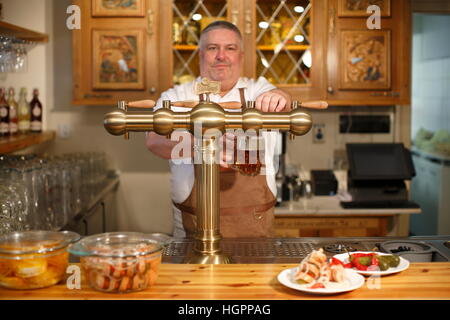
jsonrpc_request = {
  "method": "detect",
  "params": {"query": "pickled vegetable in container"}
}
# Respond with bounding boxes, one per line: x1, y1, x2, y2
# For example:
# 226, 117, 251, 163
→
0, 230, 80, 289
68, 232, 163, 294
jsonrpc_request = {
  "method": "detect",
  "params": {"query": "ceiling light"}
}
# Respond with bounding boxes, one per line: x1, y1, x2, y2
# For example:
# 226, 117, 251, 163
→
192, 13, 202, 21
294, 6, 305, 13
294, 35, 305, 43
259, 21, 269, 29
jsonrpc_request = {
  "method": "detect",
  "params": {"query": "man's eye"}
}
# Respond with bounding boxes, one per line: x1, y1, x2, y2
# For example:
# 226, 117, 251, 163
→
207, 46, 217, 51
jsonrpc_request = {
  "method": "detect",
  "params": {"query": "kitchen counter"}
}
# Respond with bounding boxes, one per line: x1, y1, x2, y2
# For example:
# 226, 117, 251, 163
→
275, 196, 421, 215
274, 196, 421, 237
1, 262, 449, 300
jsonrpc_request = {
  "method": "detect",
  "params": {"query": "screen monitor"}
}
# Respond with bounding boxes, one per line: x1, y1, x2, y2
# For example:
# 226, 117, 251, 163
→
346, 143, 415, 180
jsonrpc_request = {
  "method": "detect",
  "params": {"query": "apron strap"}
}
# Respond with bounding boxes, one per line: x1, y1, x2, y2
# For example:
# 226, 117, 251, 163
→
238, 87, 246, 108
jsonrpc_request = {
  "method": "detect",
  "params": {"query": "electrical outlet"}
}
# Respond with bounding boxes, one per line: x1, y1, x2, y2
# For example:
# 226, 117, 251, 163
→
312, 123, 325, 143
58, 123, 71, 139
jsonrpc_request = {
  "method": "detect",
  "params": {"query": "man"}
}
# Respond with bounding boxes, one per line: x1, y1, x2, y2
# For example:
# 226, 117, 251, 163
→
144, 21, 291, 238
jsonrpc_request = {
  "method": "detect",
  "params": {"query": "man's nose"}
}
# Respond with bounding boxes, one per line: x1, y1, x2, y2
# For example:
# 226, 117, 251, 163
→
215, 48, 226, 61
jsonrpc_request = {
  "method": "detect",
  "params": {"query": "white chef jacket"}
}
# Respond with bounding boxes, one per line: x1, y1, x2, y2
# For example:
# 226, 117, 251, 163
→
152, 77, 282, 237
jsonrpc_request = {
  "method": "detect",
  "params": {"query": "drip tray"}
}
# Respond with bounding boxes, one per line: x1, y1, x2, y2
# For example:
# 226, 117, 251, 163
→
162, 236, 450, 264
162, 238, 377, 264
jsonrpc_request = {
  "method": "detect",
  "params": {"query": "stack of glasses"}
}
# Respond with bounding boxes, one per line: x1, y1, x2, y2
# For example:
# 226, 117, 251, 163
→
0, 152, 109, 234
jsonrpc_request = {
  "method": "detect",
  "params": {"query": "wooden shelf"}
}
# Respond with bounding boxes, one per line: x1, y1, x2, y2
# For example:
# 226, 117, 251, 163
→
0, 21, 48, 42
257, 44, 310, 51
173, 44, 198, 51
0, 131, 56, 154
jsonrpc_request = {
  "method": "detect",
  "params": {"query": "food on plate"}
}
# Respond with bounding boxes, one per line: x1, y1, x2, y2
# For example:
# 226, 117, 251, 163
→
334, 252, 401, 271
293, 248, 346, 289
81, 243, 162, 294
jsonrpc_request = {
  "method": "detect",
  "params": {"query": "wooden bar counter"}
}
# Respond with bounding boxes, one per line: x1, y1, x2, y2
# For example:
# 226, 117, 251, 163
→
1, 263, 450, 300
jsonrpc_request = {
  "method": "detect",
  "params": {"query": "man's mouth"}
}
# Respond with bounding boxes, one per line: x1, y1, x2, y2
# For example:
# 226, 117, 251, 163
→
213, 64, 229, 68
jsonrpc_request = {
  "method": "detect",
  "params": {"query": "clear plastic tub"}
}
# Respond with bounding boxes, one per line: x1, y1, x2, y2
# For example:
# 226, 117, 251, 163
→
0, 230, 80, 289
69, 232, 162, 293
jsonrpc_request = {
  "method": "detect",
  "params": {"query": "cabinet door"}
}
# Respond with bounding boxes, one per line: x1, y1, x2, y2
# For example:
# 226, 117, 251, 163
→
159, 0, 238, 91
326, 0, 411, 105
242, 0, 327, 100
72, 0, 159, 105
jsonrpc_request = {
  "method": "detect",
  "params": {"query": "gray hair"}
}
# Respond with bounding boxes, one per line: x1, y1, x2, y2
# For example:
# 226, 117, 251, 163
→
198, 20, 243, 50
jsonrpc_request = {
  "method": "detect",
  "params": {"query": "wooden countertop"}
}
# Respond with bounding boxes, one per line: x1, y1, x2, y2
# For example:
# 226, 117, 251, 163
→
1, 263, 450, 300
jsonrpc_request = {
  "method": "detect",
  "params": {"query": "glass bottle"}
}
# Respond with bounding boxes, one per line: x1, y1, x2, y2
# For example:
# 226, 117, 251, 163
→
173, 16, 183, 45
17, 87, 30, 134
0, 87, 10, 137
29, 88, 43, 133
270, 9, 282, 46
7, 87, 18, 136
185, 18, 200, 45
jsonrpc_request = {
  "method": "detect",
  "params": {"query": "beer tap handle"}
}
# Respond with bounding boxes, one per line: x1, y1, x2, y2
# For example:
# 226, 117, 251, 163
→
298, 100, 328, 109
172, 101, 242, 109
246, 101, 255, 109
127, 100, 157, 108
117, 100, 156, 140
118, 101, 130, 140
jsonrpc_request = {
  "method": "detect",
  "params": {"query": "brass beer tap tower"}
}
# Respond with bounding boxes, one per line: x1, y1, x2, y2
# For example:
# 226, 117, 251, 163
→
104, 78, 327, 264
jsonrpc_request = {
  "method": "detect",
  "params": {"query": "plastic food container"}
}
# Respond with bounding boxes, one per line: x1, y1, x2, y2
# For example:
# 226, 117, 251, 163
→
0, 230, 80, 290
69, 232, 163, 293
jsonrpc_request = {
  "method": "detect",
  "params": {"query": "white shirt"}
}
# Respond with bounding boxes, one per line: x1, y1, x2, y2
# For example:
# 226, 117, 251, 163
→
153, 76, 281, 236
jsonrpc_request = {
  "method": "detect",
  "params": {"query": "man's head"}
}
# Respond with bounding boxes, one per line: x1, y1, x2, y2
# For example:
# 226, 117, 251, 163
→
199, 21, 244, 94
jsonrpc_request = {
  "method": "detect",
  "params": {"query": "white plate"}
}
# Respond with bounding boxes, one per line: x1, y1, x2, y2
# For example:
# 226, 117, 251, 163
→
277, 268, 365, 295
333, 251, 410, 276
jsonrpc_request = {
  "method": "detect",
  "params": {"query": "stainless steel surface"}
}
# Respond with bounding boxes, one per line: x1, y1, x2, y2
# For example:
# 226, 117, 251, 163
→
162, 236, 450, 264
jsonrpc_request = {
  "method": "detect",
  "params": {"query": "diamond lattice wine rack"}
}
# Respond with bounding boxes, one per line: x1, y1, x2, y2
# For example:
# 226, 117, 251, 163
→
170, 0, 312, 87
255, 0, 312, 85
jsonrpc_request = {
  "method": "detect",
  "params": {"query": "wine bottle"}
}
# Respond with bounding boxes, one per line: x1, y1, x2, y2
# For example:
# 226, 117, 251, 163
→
17, 87, 30, 134
0, 87, 10, 137
7, 87, 18, 135
29, 88, 43, 133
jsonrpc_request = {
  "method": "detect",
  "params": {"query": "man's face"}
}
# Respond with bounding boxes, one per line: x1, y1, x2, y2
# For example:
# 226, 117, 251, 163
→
199, 28, 243, 92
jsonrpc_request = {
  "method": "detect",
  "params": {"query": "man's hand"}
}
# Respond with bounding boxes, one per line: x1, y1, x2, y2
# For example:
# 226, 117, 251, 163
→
218, 132, 235, 168
255, 88, 292, 112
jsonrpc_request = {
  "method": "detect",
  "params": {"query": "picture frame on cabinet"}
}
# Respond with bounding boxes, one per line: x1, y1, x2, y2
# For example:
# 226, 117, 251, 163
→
92, 0, 146, 17
337, 0, 391, 17
92, 29, 145, 90
339, 30, 391, 90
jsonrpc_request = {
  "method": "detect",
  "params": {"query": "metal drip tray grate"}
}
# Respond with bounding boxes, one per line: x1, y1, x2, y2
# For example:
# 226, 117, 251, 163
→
162, 238, 374, 264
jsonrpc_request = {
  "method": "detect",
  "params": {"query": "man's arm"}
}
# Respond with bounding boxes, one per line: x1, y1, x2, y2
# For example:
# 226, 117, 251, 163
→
255, 88, 292, 112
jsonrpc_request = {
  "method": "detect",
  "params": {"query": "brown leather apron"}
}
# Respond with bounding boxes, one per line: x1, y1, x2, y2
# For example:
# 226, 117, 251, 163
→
173, 88, 277, 238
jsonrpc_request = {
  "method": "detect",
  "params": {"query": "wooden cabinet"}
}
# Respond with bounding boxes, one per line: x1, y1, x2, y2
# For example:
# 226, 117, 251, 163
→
242, 0, 327, 101
159, 0, 326, 101
72, 0, 160, 105
326, 0, 411, 105
72, 0, 411, 106
274, 215, 390, 237
158, 0, 410, 104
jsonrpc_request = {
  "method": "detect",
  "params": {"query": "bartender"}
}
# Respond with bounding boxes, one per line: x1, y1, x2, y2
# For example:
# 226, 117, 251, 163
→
142, 21, 292, 238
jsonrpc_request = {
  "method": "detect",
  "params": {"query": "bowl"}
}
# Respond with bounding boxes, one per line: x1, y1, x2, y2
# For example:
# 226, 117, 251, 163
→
0, 230, 81, 290
379, 240, 434, 262
68, 232, 163, 293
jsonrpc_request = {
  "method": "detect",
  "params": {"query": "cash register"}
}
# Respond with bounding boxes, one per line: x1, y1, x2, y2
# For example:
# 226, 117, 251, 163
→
341, 143, 420, 209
